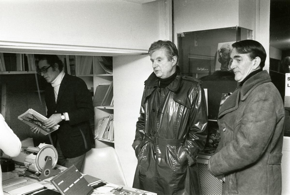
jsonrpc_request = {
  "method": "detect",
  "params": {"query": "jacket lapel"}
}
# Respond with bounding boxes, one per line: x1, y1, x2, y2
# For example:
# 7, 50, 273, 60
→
143, 70, 186, 106
142, 72, 158, 105
218, 89, 240, 118
239, 70, 271, 101
218, 70, 271, 118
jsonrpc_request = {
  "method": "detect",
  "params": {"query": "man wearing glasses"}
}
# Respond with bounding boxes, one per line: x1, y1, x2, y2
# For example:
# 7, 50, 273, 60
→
32, 55, 94, 172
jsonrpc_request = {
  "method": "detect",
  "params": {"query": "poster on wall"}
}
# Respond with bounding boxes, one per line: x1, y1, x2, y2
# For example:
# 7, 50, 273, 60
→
215, 41, 234, 71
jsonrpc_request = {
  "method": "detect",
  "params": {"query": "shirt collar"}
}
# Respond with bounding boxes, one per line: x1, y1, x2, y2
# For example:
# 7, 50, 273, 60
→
51, 71, 65, 88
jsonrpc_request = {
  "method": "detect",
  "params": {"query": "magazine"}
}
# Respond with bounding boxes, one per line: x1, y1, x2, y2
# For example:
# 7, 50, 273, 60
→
18, 108, 59, 135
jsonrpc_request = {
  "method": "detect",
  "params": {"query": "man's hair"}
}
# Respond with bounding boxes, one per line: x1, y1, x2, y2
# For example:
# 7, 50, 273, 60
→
148, 40, 179, 63
34, 54, 64, 71
232, 40, 267, 69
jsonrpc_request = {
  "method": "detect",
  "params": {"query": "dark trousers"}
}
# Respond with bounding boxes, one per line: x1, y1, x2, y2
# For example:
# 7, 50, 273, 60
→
56, 141, 86, 172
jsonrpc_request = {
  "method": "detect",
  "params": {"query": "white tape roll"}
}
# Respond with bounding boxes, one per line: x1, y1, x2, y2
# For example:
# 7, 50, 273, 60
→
15, 144, 58, 173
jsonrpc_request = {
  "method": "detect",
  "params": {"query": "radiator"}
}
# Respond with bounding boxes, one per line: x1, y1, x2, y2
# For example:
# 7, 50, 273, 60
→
197, 155, 222, 195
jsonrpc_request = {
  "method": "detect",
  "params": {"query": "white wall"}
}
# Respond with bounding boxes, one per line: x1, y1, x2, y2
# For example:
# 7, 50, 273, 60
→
174, 0, 239, 43
0, 0, 160, 51
238, 0, 256, 30
255, 0, 270, 71
114, 55, 152, 186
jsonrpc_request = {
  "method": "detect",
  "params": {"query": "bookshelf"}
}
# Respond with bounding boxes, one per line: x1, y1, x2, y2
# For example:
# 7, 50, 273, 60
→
92, 56, 114, 147
0, 53, 36, 74
65, 55, 114, 147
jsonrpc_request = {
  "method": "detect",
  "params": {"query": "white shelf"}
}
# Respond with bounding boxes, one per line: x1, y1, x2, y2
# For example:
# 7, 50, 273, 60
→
0, 71, 37, 75
96, 106, 114, 110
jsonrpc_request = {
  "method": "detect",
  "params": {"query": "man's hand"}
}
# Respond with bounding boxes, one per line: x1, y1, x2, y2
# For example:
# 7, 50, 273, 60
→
44, 113, 62, 129
177, 148, 188, 164
31, 126, 41, 134
177, 147, 196, 166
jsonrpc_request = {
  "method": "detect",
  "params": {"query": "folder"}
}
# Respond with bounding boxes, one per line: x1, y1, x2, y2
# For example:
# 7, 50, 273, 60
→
51, 165, 93, 195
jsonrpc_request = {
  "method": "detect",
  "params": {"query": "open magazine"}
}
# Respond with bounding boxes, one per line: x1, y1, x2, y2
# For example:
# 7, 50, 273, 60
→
18, 108, 59, 135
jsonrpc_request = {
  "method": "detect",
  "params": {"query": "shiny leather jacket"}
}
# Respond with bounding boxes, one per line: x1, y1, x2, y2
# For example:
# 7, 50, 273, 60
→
132, 70, 208, 195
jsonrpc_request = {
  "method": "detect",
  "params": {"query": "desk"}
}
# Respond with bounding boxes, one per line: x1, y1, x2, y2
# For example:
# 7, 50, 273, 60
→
2, 167, 156, 195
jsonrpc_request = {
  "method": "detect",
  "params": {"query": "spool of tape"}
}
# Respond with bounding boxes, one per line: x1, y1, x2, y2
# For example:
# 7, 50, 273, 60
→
35, 144, 58, 172
19, 144, 58, 173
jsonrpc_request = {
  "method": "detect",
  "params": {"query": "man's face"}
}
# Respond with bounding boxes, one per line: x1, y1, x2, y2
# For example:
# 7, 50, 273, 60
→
38, 60, 60, 83
150, 48, 176, 79
230, 48, 255, 82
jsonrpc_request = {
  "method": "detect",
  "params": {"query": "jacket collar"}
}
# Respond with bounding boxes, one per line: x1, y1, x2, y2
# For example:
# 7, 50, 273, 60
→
218, 70, 271, 118
145, 67, 181, 89
142, 67, 182, 102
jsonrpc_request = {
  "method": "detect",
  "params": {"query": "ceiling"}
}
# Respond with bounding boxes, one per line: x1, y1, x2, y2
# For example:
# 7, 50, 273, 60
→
270, 0, 290, 51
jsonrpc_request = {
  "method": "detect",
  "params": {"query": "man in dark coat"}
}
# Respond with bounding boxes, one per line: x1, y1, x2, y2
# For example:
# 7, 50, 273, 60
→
33, 55, 94, 172
132, 40, 208, 195
208, 40, 285, 195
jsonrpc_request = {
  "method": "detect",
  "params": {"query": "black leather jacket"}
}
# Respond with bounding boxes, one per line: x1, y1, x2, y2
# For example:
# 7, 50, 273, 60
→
132, 69, 208, 195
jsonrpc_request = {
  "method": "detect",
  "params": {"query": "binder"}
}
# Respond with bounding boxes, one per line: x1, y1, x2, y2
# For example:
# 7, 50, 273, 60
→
51, 165, 93, 195
93, 84, 111, 107
101, 83, 113, 106
94, 115, 111, 139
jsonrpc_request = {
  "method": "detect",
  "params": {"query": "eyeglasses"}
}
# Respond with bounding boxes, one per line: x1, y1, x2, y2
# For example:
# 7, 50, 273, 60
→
37, 65, 51, 74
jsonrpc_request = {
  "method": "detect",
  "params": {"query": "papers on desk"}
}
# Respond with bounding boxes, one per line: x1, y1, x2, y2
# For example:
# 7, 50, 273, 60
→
2, 176, 58, 195
92, 183, 157, 195
2, 178, 27, 189
27, 189, 60, 195
5, 182, 44, 195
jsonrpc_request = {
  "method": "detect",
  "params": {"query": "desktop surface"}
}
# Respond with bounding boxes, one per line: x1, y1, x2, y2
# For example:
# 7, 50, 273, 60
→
2, 167, 156, 195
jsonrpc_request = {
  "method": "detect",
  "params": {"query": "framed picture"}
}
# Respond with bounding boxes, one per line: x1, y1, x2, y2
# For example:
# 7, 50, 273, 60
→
215, 41, 235, 71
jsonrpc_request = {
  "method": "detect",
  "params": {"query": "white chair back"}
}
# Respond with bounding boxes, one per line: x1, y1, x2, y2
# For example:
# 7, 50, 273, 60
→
83, 147, 127, 186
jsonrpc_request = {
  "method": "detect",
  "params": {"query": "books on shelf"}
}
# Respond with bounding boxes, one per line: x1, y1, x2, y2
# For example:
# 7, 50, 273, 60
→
27, 54, 36, 71
75, 56, 93, 76
3, 53, 17, 71
93, 83, 113, 107
51, 165, 93, 195
102, 83, 113, 106
16, 54, 23, 71
18, 108, 59, 135
66, 56, 76, 76
95, 114, 114, 142
64, 56, 71, 75
110, 97, 114, 107
0, 53, 6, 71
0, 53, 35, 72
99, 56, 113, 74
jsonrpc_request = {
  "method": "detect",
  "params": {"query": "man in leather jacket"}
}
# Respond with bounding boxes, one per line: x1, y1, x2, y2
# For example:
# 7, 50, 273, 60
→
132, 40, 208, 195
